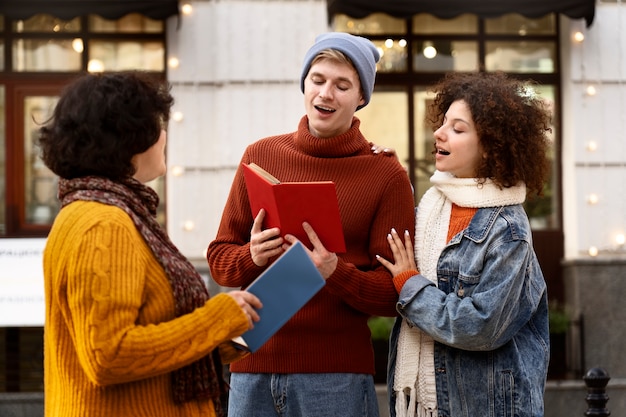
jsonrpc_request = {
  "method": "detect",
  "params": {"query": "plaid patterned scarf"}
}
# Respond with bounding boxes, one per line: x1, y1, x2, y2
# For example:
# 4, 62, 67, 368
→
58, 175, 226, 415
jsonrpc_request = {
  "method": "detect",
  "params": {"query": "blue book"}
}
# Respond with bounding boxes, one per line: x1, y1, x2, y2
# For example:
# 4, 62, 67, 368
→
232, 241, 325, 352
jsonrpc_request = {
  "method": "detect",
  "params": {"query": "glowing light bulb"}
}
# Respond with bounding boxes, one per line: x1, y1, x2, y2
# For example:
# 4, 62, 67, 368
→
87, 59, 104, 73
423, 42, 437, 59
171, 166, 184, 177
586, 141, 598, 152
72, 38, 84, 53
616, 234, 626, 246
172, 111, 184, 122
183, 220, 195, 231
588, 246, 598, 257
168, 57, 180, 68
586, 85, 596, 96
181, 3, 193, 15
573, 31, 585, 42
587, 194, 599, 205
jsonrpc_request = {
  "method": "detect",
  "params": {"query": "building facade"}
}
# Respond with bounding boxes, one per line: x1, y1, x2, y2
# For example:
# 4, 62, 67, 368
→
1, 0, 625, 415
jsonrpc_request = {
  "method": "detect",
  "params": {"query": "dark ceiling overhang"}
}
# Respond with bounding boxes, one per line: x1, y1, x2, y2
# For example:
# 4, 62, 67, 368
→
327, 0, 595, 27
0, 0, 179, 21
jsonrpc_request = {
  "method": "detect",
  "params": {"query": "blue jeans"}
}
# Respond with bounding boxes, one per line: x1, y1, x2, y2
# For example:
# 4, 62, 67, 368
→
227, 373, 380, 417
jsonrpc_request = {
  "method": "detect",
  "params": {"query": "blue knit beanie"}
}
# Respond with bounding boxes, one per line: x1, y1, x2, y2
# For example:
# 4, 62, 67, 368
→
300, 32, 380, 111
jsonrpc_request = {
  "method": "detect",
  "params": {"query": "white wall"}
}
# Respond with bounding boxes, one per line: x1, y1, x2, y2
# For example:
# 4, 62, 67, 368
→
165, 0, 328, 260
562, 4, 626, 259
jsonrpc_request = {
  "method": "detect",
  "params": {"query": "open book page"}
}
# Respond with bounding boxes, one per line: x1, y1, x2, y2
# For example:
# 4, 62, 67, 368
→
248, 162, 280, 184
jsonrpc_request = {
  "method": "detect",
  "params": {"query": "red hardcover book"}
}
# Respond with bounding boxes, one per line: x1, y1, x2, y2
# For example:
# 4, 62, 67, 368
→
242, 162, 346, 253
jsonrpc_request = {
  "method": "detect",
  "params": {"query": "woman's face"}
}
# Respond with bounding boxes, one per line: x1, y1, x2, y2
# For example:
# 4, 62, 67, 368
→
433, 99, 484, 178
132, 129, 167, 183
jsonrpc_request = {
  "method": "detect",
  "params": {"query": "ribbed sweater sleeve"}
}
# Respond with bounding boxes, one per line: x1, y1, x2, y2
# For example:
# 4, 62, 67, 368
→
44, 201, 249, 417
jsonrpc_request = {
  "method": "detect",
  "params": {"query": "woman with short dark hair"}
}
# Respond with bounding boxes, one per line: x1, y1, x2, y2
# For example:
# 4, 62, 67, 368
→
39, 71, 261, 417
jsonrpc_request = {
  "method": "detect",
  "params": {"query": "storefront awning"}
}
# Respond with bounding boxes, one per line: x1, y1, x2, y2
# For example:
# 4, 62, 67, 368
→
327, 0, 596, 27
0, 0, 179, 21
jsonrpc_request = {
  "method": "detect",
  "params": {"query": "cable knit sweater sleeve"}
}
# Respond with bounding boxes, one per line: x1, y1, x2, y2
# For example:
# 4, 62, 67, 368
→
44, 202, 249, 388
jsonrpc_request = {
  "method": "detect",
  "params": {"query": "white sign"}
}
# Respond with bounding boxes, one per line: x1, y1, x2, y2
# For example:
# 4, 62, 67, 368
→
0, 238, 46, 326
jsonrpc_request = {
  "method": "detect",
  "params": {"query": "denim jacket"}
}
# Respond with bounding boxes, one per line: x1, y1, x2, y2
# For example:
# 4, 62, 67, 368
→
387, 204, 549, 417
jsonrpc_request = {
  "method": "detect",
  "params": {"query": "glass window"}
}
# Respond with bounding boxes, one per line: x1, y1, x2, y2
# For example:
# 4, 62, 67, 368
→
524, 84, 558, 229
0, 39, 4, 70
89, 40, 165, 71
0, 86, 4, 235
358, 89, 410, 170
12, 15, 80, 32
0, 328, 44, 391
413, 87, 436, 203
373, 39, 408, 73
413, 40, 478, 72
13, 39, 82, 71
485, 14, 556, 34
413, 14, 478, 34
485, 41, 556, 73
24, 96, 60, 226
333, 13, 406, 34
89, 13, 163, 33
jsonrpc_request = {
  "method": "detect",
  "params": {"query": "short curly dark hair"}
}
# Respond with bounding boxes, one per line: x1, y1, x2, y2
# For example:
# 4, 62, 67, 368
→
38, 71, 174, 180
427, 71, 552, 197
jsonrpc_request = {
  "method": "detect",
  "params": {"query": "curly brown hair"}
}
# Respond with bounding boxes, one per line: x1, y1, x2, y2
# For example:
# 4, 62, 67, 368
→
38, 71, 174, 180
427, 71, 552, 197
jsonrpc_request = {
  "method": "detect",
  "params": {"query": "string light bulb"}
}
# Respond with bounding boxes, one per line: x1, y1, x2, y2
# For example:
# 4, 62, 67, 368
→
168, 57, 180, 69
586, 141, 598, 152
172, 111, 184, 122
587, 193, 599, 205
181, 3, 193, 15
573, 31, 585, 43
171, 166, 184, 177
588, 246, 598, 257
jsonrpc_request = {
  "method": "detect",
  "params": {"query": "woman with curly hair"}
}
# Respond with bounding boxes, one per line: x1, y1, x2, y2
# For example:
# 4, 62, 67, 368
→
377, 71, 551, 417
39, 71, 262, 417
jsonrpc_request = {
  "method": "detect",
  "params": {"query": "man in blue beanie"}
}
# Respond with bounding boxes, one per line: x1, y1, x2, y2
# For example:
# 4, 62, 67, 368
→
207, 32, 415, 417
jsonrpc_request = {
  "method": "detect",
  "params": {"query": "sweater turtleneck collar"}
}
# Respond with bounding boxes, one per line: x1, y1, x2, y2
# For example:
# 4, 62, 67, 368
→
293, 115, 369, 158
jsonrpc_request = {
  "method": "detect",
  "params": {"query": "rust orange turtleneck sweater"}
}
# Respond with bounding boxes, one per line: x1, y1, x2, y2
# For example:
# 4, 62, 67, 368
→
207, 116, 416, 375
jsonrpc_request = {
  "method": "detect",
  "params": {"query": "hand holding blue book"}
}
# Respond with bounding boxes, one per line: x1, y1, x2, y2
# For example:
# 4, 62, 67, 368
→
232, 241, 325, 352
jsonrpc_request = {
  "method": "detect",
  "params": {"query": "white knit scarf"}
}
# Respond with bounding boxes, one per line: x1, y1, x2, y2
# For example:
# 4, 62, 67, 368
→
394, 171, 526, 417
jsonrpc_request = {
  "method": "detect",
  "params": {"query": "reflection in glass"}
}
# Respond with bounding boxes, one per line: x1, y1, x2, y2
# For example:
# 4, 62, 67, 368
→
89, 13, 163, 33
413, 41, 478, 72
412, 14, 478, 34
24, 97, 60, 225
523, 85, 558, 230
485, 41, 556, 73
12, 15, 80, 33
485, 14, 556, 35
0, 86, 5, 234
413, 88, 436, 202
89, 41, 164, 71
372, 39, 408, 73
13, 39, 81, 71
333, 13, 406, 35
356, 89, 410, 172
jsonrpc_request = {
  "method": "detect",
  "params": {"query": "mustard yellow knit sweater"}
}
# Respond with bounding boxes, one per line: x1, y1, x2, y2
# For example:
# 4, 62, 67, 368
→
43, 201, 249, 417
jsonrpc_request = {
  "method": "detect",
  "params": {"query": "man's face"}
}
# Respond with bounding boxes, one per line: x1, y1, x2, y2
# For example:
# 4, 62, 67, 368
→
303, 58, 365, 138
